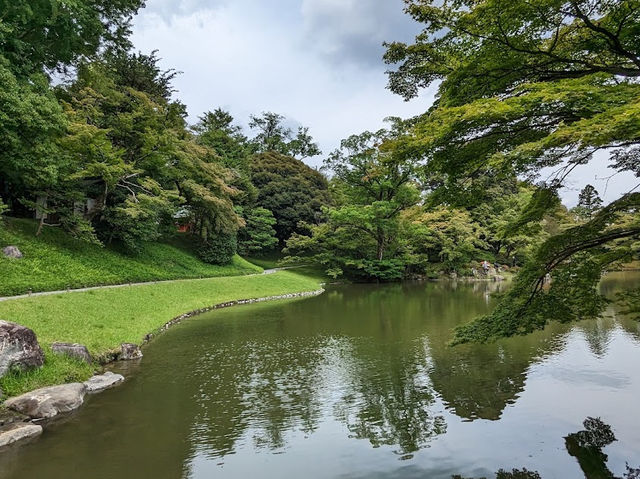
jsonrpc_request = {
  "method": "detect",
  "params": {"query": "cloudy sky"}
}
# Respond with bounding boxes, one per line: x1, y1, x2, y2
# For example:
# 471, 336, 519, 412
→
131, 0, 637, 206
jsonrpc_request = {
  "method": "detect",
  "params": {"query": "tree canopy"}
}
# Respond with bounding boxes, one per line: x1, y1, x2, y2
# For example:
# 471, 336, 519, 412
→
250, 152, 330, 243
385, 0, 640, 341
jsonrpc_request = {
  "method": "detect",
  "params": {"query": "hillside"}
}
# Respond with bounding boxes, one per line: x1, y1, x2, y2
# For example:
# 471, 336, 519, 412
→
0, 219, 262, 297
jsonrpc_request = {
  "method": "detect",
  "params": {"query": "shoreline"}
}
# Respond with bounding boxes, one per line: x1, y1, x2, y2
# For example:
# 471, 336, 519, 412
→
0, 284, 325, 449
0, 270, 324, 398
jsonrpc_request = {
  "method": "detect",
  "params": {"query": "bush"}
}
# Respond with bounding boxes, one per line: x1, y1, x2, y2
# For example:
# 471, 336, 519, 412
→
198, 233, 237, 265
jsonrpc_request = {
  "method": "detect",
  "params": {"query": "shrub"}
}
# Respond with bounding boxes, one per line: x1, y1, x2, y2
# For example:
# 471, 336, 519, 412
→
198, 233, 237, 265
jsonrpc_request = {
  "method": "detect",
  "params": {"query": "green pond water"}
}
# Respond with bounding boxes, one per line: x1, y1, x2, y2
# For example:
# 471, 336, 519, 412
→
1, 273, 639, 479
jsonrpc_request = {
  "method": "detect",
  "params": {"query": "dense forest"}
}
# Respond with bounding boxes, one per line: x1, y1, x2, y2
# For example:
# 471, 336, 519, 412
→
1, 1, 638, 343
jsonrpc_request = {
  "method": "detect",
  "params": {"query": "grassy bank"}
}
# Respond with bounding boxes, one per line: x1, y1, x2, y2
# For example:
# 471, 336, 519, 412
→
0, 218, 262, 297
0, 270, 322, 397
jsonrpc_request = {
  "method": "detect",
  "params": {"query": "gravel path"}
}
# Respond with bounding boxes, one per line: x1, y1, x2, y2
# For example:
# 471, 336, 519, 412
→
0, 267, 303, 302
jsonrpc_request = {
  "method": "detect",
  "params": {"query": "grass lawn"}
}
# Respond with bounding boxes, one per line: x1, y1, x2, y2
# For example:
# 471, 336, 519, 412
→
0, 218, 262, 296
0, 270, 323, 397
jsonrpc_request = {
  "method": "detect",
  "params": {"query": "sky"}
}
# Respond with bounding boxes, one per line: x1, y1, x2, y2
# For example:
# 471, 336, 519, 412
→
131, 0, 637, 207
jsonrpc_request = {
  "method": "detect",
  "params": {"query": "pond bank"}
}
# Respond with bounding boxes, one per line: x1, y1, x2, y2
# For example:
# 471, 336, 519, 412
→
0, 270, 324, 398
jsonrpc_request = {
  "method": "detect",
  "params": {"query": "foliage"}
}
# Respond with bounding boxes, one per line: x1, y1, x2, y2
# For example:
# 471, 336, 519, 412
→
0, 218, 260, 296
0, 270, 322, 396
194, 109, 252, 170
250, 152, 330, 242
0, 0, 144, 76
249, 112, 322, 159
56, 52, 242, 251
572, 184, 604, 221
197, 233, 238, 265
238, 207, 279, 255
403, 206, 484, 273
385, 0, 640, 338
385, 0, 640, 105
285, 129, 422, 280
0, 60, 68, 203
453, 194, 640, 344
193, 109, 257, 207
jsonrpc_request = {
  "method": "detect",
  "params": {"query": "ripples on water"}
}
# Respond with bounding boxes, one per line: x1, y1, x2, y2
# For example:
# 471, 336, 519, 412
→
0, 273, 639, 479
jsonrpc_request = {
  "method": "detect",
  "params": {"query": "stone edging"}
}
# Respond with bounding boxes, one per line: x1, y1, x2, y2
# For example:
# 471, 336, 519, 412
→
1, 287, 326, 450
141, 288, 326, 344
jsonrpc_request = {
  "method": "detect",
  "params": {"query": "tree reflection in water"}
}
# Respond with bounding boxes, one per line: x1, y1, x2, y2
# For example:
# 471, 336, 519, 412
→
454, 418, 640, 479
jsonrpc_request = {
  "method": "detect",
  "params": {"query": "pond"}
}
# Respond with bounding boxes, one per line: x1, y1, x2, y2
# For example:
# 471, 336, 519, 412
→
1, 273, 639, 479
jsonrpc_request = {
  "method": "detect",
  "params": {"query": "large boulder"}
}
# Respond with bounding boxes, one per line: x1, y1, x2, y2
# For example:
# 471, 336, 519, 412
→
119, 343, 142, 360
0, 423, 42, 448
2, 246, 23, 259
4, 383, 87, 419
84, 371, 124, 393
51, 342, 92, 363
0, 321, 45, 378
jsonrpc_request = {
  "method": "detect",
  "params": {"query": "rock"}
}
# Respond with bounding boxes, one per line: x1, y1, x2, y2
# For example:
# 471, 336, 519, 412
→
0, 409, 29, 428
84, 371, 124, 393
0, 423, 42, 447
51, 342, 92, 363
119, 343, 142, 360
0, 321, 45, 378
4, 383, 87, 419
2, 246, 23, 259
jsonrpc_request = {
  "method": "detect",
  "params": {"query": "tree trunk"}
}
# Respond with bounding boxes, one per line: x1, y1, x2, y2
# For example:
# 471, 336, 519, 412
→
377, 233, 385, 261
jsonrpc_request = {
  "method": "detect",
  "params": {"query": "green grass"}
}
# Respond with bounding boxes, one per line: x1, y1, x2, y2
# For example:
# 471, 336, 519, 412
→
0, 218, 262, 296
0, 270, 323, 397
0, 353, 94, 398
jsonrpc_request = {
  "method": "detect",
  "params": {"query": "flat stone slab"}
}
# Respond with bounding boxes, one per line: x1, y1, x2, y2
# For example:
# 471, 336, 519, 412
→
4, 383, 87, 419
84, 371, 124, 393
0, 423, 42, 447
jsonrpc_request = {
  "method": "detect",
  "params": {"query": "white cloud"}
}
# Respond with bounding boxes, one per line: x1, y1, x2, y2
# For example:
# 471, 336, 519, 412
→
131, 0, 432, 166
131, 1, 636, 203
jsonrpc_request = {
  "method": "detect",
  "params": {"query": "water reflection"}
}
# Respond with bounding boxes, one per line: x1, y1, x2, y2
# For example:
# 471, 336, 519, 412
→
0, 274, 639, 479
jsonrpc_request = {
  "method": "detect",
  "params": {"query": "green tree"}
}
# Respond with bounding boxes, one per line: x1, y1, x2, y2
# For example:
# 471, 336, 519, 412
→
324, 129, 421, 261
250, 152, 330, 243
0, 0, 144, 222
385, 0, 640, 340
0, 61, 67, 213
57, 53, 242, 252
193, 109, 257, 207
237, 207, 279, 255
573, 184, 604, 221
194, 109, 251, 169
286, 129, 421, 280
249, 112, 321, 159
0, 0, 144, 76
403, 206, 483, 274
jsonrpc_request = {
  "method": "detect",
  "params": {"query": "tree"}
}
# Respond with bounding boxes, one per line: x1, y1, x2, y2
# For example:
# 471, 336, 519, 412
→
286, 129, 421, 280
249, 112, 321, 159
250, 152, 330, 243
194, 109, 251, 170
573, 184, 604, 221
385, 0, 640, 341
237, 207, 279, 255
56, 52, 242, 252
193, 109, 257, 208
0, 61, 68, 213
0, 0, 144, 76
324, 129, 421, 261
403, 206, 483, 274
0, 0, 144, 223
